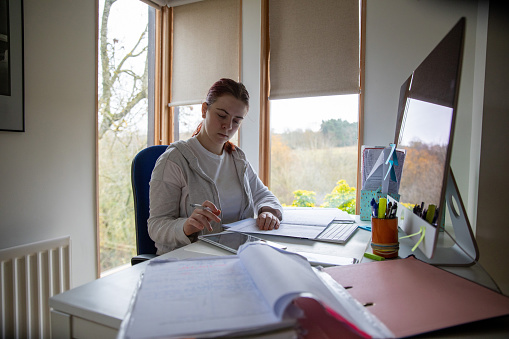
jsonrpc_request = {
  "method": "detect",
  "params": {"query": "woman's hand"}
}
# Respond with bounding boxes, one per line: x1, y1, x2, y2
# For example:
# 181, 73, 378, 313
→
256, 210, 281, 231
184, 200, 221, 236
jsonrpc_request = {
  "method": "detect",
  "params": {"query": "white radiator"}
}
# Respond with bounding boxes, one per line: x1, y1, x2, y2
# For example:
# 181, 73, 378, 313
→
0, 236, 71, 339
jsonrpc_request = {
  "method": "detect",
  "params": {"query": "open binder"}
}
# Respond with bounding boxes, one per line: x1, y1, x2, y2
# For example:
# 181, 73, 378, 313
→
118, 243, 509, 339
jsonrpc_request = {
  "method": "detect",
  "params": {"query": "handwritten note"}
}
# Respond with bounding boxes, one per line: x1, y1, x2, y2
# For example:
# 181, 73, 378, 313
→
123, 257, 278, 338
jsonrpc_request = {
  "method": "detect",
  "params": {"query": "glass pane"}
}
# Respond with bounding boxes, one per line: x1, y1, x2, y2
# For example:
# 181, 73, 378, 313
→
98, 0, 153, 274
175, 104, 239, 146
175, 104, 202, 141
398, 98, 452, 206
269, 95, 358, 213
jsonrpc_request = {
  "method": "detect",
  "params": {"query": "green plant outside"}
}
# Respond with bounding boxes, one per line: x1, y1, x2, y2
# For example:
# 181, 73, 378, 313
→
321, 180, 357, 214
99, 132, 146, 272
290, 180, 356, 214
291, 190, 317, 207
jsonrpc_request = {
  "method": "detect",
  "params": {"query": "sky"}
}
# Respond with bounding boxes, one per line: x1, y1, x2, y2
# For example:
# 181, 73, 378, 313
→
101, 0, 148, 46
270, 94, 359, 133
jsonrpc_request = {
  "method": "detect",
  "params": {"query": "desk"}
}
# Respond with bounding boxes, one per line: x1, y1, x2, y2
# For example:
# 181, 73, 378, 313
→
49, 217, 508, 338
50, 218, 371, 338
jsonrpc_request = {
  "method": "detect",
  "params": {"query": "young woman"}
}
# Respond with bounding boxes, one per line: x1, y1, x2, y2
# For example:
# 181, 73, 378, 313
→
148, 78, 283, 254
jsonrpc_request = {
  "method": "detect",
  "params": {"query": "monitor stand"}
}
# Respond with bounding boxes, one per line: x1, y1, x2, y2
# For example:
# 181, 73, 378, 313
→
398, 169, 479, 266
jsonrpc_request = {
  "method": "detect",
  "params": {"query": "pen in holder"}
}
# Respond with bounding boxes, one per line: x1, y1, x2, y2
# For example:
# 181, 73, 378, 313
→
371, 217, 399, 259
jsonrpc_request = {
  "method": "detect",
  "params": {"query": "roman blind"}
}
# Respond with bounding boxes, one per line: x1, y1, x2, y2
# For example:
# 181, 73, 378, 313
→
170, 0, 241, 106
269, 0, 360, 100
140, 0, 203, 9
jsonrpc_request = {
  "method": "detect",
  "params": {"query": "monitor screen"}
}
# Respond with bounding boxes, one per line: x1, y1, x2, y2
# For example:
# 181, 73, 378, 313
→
395, 18, 465, 228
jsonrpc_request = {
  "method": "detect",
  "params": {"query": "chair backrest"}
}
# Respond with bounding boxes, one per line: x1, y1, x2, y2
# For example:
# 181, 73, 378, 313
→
131, 145, 168, 255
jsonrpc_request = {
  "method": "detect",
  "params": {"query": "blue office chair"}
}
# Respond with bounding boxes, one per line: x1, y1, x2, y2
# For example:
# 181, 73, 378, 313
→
131, 145, 168, 265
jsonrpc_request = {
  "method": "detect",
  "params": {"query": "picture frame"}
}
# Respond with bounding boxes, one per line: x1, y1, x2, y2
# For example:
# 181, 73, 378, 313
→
0, 0, 24, 132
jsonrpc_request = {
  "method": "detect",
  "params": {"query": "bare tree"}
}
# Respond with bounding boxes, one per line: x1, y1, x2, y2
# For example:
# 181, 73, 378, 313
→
98, 0, 148, 139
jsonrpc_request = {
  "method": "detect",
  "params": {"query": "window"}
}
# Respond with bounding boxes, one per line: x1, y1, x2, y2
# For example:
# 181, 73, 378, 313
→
96, 0, 362, 274
158, 0, 241, 145
96, 0, 240, 274
263, 0, 362, 213
269, 95, 358, 212
97, 0, 155, 274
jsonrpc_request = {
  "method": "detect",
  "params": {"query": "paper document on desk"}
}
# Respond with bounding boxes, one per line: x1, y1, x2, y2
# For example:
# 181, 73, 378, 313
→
282, 207, 353, 225
362, 149, 385, 190
361, 146, 405, 194
224, 218, 325, 239
118, 243, 393, 339
224, 208, 354, 239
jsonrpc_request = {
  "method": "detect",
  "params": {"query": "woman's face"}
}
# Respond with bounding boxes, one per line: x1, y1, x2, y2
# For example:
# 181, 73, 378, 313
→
198, 94, 248, 154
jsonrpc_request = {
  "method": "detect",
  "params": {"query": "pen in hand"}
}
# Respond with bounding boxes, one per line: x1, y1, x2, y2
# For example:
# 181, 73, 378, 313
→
184, 204, 221, 235
190, 203, 221, 216
190, 203, 213, 212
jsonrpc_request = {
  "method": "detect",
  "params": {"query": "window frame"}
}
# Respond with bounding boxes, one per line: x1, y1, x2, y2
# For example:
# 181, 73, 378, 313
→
154, 6, 173, 145
153, 2, 242, 146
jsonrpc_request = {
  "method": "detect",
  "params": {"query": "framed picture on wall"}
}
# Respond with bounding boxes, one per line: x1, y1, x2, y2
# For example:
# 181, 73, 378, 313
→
0, 0, 24, 132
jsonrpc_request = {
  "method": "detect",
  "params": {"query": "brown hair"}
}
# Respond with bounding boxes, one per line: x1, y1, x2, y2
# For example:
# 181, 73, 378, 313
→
192, 78, 249, 154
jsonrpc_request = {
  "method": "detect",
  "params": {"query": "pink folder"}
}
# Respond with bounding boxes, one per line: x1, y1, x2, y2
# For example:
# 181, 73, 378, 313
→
324, 256, 509, 338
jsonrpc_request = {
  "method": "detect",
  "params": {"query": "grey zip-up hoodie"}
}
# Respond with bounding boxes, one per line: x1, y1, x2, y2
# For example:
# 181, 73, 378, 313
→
148, 140, 283, 254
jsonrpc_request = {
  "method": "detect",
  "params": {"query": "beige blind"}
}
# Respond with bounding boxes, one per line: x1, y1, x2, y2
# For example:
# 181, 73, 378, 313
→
269, 0, 360, 100
171, 0, 240, 105
139, 0, 204, 10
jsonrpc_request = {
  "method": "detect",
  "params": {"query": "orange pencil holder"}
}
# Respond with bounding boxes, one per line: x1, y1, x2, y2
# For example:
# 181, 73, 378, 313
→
371, 217, 399, 259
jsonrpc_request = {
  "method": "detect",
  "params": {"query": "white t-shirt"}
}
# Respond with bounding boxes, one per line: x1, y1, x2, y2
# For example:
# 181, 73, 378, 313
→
187, 137, 242, 224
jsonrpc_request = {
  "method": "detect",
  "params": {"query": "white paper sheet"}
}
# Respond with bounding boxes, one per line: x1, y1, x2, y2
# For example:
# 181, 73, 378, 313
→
224, 218, 324, 239
122, 256, 280, 339
361, 146, 406, 193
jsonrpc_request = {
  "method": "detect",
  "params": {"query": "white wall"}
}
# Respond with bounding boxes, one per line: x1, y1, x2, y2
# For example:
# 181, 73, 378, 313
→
477, 1, 509, 295
363, 0, 483, 230
0, 0, 97, 287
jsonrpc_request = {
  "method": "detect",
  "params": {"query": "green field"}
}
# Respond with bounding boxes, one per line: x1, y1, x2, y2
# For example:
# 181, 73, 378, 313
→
271, 144, 358, 205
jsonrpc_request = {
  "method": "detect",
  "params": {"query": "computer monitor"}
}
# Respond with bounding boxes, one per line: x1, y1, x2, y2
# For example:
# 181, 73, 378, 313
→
394, 17, 479, 266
